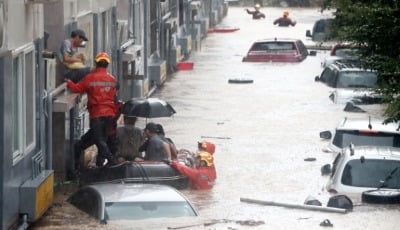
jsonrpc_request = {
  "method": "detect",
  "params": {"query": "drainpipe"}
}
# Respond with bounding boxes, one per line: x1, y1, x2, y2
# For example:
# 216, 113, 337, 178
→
46, 90, 52, 170
17, 214, 29, 230
143, 0, 148, 96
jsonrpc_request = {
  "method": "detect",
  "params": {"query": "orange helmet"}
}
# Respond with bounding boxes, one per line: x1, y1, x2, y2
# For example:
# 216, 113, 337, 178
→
95, 52, 111, 63
283, 10, 289, 16
198, 151, 214, 167
198, 140, 216, 154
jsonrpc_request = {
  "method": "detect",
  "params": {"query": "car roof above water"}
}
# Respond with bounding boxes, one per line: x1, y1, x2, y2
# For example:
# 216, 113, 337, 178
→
253, 38, 301, 43
328, 60, 375, 72
341, 145, 400, 160
88, 183, 188, 203
336, 117, 400, 134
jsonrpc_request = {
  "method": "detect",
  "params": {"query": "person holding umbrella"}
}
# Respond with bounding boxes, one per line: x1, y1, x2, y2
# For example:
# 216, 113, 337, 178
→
67, 52, 119, 168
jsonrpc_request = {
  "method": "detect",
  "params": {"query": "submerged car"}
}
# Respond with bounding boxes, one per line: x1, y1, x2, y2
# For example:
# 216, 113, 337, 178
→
315, 60, 377, 89
322, 44, 364, 68
68, 183, 198, 223
319, 117, 400, 154
325, 145, 400, 203
306, 18, 334, 42
315, 60, 380, 109
242, 38, 309, 62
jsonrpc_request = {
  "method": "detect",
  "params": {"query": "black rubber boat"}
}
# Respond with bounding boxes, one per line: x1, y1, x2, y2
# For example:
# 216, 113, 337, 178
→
78, 161, 189, 189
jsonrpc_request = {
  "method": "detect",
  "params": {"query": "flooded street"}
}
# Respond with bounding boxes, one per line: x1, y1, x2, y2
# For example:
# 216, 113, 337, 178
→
32, 7, 399, 230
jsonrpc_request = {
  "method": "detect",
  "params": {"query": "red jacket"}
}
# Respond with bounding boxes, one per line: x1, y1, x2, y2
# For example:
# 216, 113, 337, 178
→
171, 161, 216, 190
67, 67, 117, 119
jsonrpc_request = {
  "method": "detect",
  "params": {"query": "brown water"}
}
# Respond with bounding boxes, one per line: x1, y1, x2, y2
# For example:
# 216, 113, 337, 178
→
31, 7, 399, 230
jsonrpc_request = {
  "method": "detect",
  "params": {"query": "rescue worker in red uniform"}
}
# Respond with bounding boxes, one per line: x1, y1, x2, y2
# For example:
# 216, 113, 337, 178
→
67, 52, 119, 168
170, 151, 216, 190
198, 140, 216, 155
273, 10, 296, 27
245, 4, 265, 20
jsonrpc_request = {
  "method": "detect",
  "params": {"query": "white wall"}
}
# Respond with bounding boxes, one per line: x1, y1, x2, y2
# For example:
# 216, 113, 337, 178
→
6, 0, 44, 50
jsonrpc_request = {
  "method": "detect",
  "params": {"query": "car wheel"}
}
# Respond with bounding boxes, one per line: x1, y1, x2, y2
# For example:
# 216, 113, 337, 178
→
228, 78, 254, 84
361, 190, 400, 204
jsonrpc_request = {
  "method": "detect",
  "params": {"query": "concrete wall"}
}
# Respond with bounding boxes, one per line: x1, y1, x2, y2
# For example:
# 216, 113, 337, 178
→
5, 1, 43, 49
0, 1, 45, 229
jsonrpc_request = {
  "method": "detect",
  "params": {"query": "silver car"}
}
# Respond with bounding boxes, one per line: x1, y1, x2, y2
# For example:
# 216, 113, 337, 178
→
68, 183, 198, 223
315, 60, 380, 112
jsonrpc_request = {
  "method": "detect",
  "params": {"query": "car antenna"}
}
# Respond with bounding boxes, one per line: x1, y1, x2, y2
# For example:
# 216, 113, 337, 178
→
368, 116, 372, 129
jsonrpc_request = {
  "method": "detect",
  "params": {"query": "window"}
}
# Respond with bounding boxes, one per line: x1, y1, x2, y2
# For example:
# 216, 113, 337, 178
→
341, 159, 400, 188
150, 0, 158, 54
99, 10, 112, 55
105, 201, 197, 220
332, 130, 400, 149
337, 71, 377, 88
133, 0, 142, 44
12, 44, 36, 164
178, 0, 184, 26
169, 0, 177, 17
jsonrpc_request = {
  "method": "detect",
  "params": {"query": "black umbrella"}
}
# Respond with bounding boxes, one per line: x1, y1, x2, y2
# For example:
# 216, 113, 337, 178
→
122, 98, 176, 118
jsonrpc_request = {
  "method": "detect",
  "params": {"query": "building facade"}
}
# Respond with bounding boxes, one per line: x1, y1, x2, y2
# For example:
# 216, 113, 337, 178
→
0, 0, 227, 229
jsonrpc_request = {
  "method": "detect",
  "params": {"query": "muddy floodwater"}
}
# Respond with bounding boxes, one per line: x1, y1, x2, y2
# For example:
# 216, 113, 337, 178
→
32, 7, 399, 230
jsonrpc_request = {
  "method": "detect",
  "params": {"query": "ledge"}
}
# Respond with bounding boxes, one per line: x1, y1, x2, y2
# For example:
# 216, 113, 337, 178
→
50, 82, 80, 112
53, 93, 79, 112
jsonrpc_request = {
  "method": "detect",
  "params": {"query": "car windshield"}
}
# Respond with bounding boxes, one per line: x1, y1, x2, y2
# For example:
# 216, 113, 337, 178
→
332, 130, 400, 149
104, 201, 197, 220
341, 159, 400, 188
252, 42, 295, 52
333, 48, 361, 58
337, 71, 377, 88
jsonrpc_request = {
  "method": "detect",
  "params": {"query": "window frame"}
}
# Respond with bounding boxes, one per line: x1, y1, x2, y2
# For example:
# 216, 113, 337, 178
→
11, 43, 36, 165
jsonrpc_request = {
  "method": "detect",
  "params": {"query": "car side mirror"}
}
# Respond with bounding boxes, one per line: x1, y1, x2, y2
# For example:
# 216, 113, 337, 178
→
320, 130, 332, 139
321, 164, 332, 175
306, 30, 312, 37
314, 76, 320, 82
309, 50, 317, 56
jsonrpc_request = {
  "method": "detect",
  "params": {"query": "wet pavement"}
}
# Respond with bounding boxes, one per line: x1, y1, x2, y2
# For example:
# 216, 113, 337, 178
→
31, 7, 399, 230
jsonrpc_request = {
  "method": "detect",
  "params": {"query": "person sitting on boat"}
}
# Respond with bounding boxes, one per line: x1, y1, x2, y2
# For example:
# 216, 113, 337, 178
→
115, 115, 144, 163
169, 151, 216, 190
245, 4, 265, 20
141, 122, 171, 161
273, 10, 296, 27
156, 124, 178, 160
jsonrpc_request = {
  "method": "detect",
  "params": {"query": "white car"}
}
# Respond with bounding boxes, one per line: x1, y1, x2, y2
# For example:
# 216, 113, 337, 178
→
325, 145, 400, 203
320, 117, 400, 154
